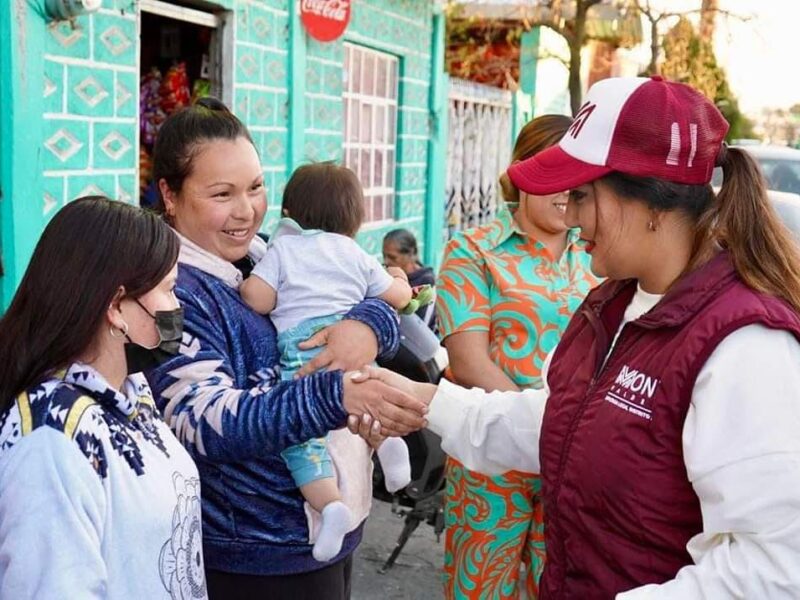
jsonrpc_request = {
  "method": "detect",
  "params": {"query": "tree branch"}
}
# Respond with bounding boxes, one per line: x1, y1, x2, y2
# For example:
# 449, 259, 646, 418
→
631, 0, 751, 25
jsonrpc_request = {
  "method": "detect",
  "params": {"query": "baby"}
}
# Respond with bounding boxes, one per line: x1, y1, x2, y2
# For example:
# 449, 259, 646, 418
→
240, 162, 413, 562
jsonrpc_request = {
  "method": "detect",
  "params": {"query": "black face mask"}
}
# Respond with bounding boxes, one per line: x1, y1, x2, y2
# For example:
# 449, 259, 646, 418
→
124, 300, 184, 374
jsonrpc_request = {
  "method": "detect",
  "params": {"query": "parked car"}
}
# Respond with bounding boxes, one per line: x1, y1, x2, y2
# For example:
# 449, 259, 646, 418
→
742, 145, 800, 195
713, 145, 800, 195
710, 145, 800, 241
769, 189, 800, 241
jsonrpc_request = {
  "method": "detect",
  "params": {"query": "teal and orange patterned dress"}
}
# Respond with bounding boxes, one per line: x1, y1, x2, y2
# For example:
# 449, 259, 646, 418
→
436, 205, 599, 599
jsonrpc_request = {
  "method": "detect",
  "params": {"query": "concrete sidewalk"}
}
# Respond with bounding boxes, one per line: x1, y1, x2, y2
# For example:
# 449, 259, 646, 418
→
352, 500, 444, 599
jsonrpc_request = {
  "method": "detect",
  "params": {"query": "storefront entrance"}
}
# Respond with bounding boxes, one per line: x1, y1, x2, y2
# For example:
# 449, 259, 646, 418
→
138, 0, 229, 206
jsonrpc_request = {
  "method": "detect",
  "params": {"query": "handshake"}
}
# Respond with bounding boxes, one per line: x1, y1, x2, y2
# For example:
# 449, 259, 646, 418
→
342, 366, 436, 445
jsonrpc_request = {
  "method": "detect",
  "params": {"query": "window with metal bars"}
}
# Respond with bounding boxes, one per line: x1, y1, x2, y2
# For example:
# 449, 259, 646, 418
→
342, 43, 399, 224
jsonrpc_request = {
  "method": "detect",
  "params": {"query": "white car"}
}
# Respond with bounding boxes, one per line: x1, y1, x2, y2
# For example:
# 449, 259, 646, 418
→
713, 145, 800, 194
739, 145, 800, 196
712, 145, 800, 240
768, 189, 800, 241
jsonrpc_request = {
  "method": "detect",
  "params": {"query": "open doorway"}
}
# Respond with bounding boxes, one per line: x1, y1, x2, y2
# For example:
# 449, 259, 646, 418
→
138, 0, 230, 207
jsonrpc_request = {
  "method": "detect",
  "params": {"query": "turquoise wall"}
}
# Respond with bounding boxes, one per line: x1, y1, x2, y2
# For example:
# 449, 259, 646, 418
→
232, 0, 292, 231
299, 0, 440, 258
41, 1, 139, 212
0, 0, 445, 310
1, 0, 51, 307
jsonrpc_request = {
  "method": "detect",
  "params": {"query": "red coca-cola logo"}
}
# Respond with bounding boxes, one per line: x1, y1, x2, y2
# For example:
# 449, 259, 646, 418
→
301, 0, 351, 42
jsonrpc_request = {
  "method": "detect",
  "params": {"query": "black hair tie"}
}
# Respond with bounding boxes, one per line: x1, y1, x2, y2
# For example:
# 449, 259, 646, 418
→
715, 142, 729, 167
195, 97, 230, 113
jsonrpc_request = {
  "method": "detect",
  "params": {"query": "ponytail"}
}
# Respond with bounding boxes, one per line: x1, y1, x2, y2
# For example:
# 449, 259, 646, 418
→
692, 147, 800, 312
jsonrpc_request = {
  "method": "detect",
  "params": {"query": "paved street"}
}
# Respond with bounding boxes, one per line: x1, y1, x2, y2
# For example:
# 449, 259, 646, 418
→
352, 499, 445, 599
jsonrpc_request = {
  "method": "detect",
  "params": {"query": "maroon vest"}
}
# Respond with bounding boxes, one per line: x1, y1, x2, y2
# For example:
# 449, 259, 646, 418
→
539, 252, 800, 599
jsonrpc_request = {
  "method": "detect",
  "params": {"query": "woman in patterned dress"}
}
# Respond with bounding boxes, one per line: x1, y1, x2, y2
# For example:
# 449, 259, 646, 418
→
436, 115, 599, 598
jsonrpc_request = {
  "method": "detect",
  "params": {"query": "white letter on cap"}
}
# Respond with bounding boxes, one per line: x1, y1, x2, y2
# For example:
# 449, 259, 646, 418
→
687, 123, 698, 167
666, 122, 680, 166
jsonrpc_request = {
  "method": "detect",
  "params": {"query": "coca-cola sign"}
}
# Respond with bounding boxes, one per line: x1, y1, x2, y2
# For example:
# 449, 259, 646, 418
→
301, 0, 351, 42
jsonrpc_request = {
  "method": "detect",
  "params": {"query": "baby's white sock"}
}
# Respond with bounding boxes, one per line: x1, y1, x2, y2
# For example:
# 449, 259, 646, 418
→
377, 437, 411, 493
312, 501, 352, 562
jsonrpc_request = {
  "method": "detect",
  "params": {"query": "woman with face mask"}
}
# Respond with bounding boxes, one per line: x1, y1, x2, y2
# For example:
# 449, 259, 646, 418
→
352, 77, 800, 599
0, 196, 206, 599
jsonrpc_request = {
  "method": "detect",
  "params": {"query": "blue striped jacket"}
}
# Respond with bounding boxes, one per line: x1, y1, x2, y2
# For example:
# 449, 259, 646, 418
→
147, 262, 399, 576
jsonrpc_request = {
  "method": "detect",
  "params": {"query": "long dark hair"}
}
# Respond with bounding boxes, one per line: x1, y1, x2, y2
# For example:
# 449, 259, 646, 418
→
603, 146, 800, 312
152, 97, 255, 216
0, 197, 180, 408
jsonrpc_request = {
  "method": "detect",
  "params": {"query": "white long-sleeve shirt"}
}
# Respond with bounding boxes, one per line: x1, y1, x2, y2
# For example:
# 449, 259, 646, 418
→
427, 287, 800, 599
0, 365, 206, 599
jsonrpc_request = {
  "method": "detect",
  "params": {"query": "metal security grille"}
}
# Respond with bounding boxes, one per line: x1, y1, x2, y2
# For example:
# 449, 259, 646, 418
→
446, 78, 512, 236
343, 43, 399, 224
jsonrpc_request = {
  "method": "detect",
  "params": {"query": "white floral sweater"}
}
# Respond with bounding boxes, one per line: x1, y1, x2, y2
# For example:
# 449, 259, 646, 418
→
0, 363, 206, 599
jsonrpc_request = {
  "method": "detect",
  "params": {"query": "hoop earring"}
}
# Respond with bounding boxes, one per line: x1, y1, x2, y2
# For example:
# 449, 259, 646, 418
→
648, 220, 657, 232
109, 321, 129, 339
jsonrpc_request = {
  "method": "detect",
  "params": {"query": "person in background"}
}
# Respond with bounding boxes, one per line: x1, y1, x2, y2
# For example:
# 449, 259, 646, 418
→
239, 162, 413, 564
383, 229, 438, 331
435, 115, 599, 599
146, 98, 426, 600
0, 196, 206, 599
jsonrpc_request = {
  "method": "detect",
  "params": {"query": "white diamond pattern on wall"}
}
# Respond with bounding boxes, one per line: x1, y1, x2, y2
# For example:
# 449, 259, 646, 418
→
75, 184, 106, 200
100, 26, 132, 57
253, 97, 272, 122
75, 76, 110, 108
49, 24, 84, 48
45, 129, 84, 163
267, 59, 285, 84
266, 138, 283, 162
44, 76, 58, 99
99, 131, 132, 161
43, 193, 58, 216
116, 81, 133, 111
253, 16, 270, 40
238, 54, 258, 78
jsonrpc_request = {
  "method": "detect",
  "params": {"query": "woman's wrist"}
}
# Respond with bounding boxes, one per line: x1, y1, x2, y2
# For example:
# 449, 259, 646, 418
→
344, 298, 400, 361
412, 382, 437, 407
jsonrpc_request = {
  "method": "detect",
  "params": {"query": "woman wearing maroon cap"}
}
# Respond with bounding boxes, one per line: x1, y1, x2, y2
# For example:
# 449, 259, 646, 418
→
349, 76, 800, 598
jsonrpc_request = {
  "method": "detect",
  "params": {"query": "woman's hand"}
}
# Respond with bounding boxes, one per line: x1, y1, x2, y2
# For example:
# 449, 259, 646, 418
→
345, 366, 436, 439
295, 320, 378, 377
342, 371, 429, 437
347, 414, 385, 449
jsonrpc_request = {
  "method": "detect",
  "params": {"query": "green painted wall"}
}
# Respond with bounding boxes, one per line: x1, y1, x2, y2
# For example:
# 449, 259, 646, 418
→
41, 1, 139, 208
513, 27, 539, 143
301, 0, 437, 258
1, 0, 49, 306
424, 8, 448, 271
0, 0, 442, 310
232, 0, 291, 230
